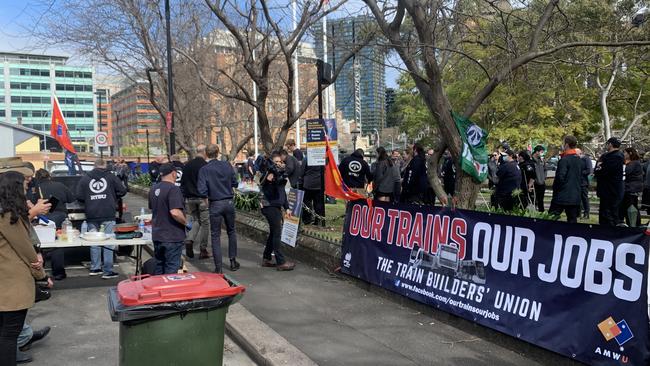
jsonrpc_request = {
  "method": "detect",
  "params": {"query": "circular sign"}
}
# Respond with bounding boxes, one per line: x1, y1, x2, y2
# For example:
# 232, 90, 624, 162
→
95, 132, 109, 147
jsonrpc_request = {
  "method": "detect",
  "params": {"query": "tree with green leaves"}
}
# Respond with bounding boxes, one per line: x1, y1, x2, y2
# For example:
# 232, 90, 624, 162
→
363, 0, 650, 208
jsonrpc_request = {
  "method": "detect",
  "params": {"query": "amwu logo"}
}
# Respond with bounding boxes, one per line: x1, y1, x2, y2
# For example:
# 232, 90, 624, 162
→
89, 178, 107, 194
594, 316, 633, 363
343, 253, 352, 268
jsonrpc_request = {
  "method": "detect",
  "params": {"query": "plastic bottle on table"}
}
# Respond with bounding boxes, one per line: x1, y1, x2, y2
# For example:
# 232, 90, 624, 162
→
81, 220, 88, 235
63, 218, 74, 242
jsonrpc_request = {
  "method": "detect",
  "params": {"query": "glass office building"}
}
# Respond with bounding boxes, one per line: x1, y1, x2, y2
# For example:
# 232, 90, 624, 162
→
0, 52, 95, 151
314, 16, 386, 135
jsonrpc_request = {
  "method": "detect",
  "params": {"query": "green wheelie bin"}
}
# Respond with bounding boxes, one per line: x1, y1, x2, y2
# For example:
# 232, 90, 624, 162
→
108, 272, 245, 366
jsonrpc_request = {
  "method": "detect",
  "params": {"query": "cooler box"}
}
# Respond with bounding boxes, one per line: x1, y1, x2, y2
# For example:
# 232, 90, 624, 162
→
108, 272, 245, 366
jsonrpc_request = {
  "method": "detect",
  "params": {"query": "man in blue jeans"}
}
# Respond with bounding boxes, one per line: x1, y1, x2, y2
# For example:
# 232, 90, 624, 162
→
198, 144, 239, 273
77, 159, 127, 279
149, 163, 189, 274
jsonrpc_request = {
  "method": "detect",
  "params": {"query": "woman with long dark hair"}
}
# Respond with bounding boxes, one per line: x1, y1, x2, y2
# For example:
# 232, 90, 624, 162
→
373, 147, 400, 202
0, 172, 47, 365
620, 147, 643, 227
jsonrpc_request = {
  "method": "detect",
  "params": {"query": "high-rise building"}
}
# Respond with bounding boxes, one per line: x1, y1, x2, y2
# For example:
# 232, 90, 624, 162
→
111, 81, 164, 154
0, 52, 95, 152
385, 87, 397, 127
313, 16, 386, 135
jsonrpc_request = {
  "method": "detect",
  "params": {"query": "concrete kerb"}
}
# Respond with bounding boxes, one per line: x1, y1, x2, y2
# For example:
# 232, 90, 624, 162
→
179, 260, 317, 366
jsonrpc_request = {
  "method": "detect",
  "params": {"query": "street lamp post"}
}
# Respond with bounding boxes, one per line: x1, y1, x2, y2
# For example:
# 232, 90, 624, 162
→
351, 127, 360, 151
95, 91, 104, 158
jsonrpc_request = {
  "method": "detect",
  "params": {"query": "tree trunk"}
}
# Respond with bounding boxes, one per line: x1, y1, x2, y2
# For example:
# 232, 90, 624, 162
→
600, 92, 612, 140
455, 172, 480, 210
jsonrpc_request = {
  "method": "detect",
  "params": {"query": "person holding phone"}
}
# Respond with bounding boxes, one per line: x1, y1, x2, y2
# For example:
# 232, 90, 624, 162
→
33, 169, 75, 280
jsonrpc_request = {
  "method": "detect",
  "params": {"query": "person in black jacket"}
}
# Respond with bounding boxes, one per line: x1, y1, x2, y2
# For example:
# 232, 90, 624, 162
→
171, 155, 184, 187
576, 149, 593, 219
595, 137, 625, 226
259, 153, 296, 271
594, 137, 625, 226
148, 155, 168, 185
300, 156, 325, 226
494, 150, 521, 211
33, 169, 75, 280
517, 151, 536, 209
339, 149, 372, 195
401, 143, 429, 204
180, 144, 209, 259
619, 147, 643, 227
280, 149, 301, 189
76, 159, 127, 279
548, 136, 583, 223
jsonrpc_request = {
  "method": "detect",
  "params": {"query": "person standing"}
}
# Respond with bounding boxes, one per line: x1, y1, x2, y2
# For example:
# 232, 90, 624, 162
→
180, 145, 209, 259
595, 137, 625, 226
517, 151, 536, 208
531, 146, 547, 212
149, 155, 167, 184
401, 143, 428, 204
33, 169, 75, 281
300, 156, 325, 226
170, 155, 184, 187
149, 164, 189, 274
372, 147, 400, 202
197, 144, 239, 273
259, 153, 295, 271
619, 147, 643, 227
0, 172, 48, 366
577, 149, 593, 219
285, 139, 303, 161
339, 149, 372, 196
487, 152, 499, 189
643, 152, 650, 215
441, 151, 456, 198
548, 136, 582, 223
76, 159, 127, 279
494, 150, 521, 211
280, 149, 301, 189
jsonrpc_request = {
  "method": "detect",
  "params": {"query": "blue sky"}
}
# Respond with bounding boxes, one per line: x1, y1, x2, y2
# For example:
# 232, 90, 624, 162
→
0, 0, 400, 87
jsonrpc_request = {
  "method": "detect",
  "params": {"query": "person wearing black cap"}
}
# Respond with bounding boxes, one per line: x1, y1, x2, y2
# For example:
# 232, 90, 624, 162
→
149, 163, 189, 274
594, 137, 625, 226
494, 149, 521, 211
531, 145, 547, 212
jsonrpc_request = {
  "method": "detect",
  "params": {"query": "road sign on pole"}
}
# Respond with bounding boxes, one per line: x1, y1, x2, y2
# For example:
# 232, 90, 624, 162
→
95, 131, 109, 149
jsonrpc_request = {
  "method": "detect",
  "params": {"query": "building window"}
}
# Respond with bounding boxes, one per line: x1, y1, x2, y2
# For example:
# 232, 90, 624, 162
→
58, 97, 93, 105
0, 110, 5, 117
63, 111, 94, 118
9, 68, 50, 77
10, 96, 50, 104
55, 84, 93, 92
9, 82, 50, 90
55, 70, 92, 78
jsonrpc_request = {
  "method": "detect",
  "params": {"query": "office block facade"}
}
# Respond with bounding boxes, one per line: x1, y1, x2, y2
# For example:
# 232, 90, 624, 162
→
0, 52, 95, 152
314, 16, 386, 135
111, 81, 164, 153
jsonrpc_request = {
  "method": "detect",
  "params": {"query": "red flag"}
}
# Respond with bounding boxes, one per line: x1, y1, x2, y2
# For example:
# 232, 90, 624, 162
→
50, 95, 77, 153
324, 138, 367, 202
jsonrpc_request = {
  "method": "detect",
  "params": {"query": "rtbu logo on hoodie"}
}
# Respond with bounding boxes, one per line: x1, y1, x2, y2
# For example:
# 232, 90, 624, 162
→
89, 178, 108, 200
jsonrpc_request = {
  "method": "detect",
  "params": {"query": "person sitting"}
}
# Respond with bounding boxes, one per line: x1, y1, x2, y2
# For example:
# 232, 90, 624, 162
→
33, 169, 75, 281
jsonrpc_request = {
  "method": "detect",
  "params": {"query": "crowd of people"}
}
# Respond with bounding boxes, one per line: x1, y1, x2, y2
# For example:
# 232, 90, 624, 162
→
487, 136, 650, 226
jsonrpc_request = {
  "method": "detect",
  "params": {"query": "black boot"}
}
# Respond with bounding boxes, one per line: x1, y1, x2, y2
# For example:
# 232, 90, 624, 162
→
230, 258, 241, 271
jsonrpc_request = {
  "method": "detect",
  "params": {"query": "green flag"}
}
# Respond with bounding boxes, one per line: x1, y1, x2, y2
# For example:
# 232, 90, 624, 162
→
452, 112, 488, 183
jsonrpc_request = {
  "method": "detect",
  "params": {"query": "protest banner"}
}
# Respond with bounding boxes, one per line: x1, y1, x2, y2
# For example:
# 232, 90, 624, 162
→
341, 201, 650, 365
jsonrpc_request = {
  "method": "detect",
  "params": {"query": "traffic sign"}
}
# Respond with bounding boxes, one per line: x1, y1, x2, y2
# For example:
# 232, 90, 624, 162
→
95, 132, 109, 147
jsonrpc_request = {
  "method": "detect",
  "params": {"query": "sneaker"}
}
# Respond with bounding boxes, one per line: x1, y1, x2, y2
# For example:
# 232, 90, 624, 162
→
89, 269, 102, 276
230, 258, 241, 271
101, 271, 119, 279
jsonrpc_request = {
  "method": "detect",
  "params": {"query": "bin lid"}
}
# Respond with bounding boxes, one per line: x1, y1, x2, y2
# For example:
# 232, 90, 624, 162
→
117, 272, 245, 307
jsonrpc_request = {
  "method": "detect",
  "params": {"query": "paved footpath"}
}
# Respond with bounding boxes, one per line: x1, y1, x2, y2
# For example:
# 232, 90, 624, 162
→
191, 235, 578, 366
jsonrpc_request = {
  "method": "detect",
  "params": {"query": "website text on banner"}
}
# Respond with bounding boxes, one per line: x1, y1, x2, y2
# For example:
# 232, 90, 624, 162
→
340, 201, 649, 366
